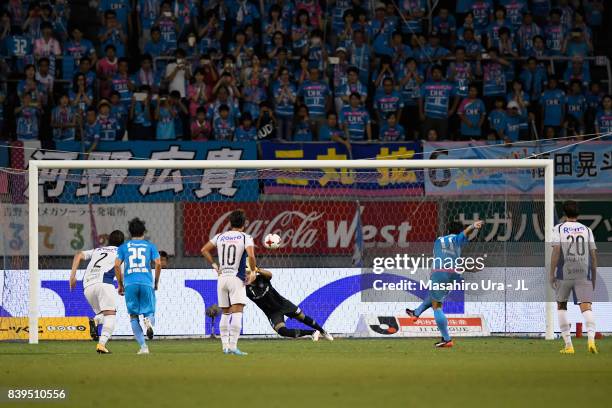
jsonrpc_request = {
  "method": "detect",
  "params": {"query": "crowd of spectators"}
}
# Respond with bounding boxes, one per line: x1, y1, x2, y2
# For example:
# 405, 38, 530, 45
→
0, 0, 611, 149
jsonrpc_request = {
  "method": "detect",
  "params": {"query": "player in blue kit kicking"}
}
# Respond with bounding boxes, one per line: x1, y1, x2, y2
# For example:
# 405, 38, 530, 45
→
406, 220, 484, 348
114, 218, 161, 354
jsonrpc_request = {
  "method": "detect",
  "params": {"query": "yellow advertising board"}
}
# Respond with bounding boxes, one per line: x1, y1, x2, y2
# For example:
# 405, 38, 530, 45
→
0, 317, 91, 340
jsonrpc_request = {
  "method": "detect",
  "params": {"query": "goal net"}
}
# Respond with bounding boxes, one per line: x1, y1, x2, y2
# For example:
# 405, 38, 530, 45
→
1, 158, 555, 343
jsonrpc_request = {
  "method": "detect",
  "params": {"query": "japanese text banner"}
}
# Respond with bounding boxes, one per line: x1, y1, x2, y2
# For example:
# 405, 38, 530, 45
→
423, 141, 612, 195
260, 142, 423, 196
24, 141, 258, 203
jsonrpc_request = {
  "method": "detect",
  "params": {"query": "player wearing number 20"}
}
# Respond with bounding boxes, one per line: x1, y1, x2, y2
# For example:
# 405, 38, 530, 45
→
70, 230, 125, 354
201, 209, 257, 356
114, 218, 162, 355
550, 201, 598, 355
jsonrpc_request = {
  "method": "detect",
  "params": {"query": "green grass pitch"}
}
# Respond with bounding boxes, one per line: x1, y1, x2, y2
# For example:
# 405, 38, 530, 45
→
1, 338, 609, 408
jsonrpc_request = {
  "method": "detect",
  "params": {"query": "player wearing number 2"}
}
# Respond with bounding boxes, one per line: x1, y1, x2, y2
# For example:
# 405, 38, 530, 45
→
201, 209, 257, 356
550, 201, 598, 355
69, 230, 125, 354
114, 218, 162, 355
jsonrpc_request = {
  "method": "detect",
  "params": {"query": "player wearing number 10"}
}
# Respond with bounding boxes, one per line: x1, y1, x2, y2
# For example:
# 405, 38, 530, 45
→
114, 218, 162, 355
201, 209, 257, 356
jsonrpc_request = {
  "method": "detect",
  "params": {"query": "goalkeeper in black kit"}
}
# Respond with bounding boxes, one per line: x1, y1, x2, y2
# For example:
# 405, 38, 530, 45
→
247, 268, 333, 341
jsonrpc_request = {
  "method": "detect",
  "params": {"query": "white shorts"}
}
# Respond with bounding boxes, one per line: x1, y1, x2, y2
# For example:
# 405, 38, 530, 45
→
556, 279, 594, 304
84, 283, 117, 314
217, 275, 247, 308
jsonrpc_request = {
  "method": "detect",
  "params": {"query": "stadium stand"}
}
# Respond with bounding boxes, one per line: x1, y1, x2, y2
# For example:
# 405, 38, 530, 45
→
0, 0, 610, 145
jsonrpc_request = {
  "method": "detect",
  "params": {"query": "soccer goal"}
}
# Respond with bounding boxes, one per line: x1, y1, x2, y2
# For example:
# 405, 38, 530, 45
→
0, 158, 556, 344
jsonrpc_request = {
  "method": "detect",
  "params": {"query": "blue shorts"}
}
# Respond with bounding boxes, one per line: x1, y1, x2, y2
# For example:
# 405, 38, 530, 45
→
430, 271, 462, 303
125, 284, 156, 316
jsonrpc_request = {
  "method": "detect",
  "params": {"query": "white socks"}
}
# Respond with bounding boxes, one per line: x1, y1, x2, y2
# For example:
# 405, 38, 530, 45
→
582, 310, 596, 342
99, 314, 116, 346
558, 310, 572, 347
219, 313, 231, 350
229, 312, 243, 351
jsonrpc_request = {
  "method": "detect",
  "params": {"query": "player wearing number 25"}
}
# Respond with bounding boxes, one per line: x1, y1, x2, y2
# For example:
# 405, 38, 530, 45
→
114, 218, 161, 355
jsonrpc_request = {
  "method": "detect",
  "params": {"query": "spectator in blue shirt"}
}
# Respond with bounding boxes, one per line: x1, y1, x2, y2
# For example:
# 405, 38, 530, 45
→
379, 112, 406, 141
481, 48, 511, 100
99, 0, 132, 33
563, 58, 591, 88
488, 97, 509, 135
212, 104, 236, 141
136, 0, 159, 51
51, 93, 77, 141
319, 111, 346, 145
419, 65, 458, 139
292, 104, 314, 142
336, 66, 367, 112
539, 77, 566, 136
544, 9, 565, 56
155, 94, 176, 140
503, 101, 522, 142
340, 92, 372, 141
272, 67, 297, 141
595, 95, 612, 138
98, 10, 127, 58
471, 0, 494, 31
565, 80, 587, 133
97, 100, 122, 141
129, 85, 154, 140
520, 57, 547, 102
447, 46, 474, 98
458, 85, 486, 139
563, 28, 592, 58
431, 7, 456, 48
235, 113, 257, 142
64, 27, 96, 68
83, 107, 101, 151
502, 0, 528, 29
374, 78, 403, 125
297, 67, 331, 130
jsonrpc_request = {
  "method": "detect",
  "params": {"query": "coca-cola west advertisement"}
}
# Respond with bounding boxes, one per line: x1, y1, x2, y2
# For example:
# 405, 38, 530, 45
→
183, 202, 438, 255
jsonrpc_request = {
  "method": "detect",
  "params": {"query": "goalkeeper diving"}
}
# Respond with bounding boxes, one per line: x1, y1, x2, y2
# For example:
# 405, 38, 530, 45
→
406, 220, 484, 348
247, 267, 333, 341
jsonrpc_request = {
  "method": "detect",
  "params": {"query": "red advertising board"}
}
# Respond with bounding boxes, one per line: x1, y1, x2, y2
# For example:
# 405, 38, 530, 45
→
183, 201, 438, 255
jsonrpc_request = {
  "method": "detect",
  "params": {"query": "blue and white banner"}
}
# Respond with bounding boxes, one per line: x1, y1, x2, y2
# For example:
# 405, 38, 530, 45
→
26, 141, 258, 203
260, 142, 423, 196
2, 268, 612, 335
424, 141, 612, 195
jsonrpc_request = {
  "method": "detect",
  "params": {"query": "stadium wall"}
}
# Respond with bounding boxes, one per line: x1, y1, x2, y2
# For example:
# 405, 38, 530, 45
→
1, 268, 611, 337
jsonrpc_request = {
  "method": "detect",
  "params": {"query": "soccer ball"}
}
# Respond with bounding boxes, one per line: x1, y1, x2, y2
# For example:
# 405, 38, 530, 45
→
263, 233, 281, 249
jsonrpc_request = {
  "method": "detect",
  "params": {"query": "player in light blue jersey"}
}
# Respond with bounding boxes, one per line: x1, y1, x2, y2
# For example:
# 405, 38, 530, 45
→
114, 218, 161, 354
406, 220, 484, 348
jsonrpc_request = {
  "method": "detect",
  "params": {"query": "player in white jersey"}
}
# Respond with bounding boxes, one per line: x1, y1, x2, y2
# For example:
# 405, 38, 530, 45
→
550, 201, 598, 354
201, 209, 257, 356
69, 230, 125, 354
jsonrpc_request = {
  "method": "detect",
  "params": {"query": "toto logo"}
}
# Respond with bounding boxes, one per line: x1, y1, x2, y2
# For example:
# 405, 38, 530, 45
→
46, 325, 87, 332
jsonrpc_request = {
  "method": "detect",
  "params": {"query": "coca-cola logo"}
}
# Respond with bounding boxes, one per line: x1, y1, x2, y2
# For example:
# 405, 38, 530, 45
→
184, 202, 438, 255
209, 210, 323, 249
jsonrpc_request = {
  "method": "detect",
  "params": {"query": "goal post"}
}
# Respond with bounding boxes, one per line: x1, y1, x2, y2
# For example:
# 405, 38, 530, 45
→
26, 159, 555, 344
